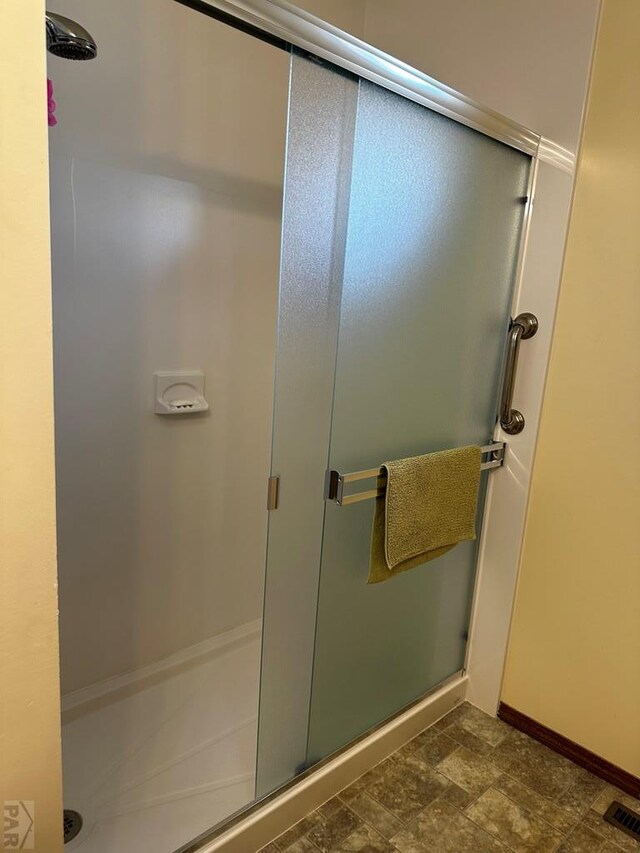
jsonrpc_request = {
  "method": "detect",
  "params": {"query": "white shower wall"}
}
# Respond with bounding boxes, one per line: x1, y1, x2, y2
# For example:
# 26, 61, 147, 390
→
50, 0, 290, 694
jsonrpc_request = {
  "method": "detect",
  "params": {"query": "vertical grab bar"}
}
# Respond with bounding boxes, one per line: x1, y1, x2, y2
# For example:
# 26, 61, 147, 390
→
499, 312, 538, 435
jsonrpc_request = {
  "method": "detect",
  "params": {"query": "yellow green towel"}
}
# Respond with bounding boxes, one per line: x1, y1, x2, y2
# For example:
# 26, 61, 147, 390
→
368, 445, 482, 584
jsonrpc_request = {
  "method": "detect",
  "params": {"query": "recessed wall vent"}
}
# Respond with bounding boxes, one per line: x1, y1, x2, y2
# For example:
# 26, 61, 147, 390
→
604, 801, 640, 842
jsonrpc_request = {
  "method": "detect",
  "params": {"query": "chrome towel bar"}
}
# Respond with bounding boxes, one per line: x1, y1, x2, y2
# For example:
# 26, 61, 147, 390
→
325, 442, 505, 507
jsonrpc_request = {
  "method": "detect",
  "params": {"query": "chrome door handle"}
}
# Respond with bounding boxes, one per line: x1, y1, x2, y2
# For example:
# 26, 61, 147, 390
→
499, 312, 538, 435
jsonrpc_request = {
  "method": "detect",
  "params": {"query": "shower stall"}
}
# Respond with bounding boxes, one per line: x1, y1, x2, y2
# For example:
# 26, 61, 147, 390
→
48, 1, 546, 850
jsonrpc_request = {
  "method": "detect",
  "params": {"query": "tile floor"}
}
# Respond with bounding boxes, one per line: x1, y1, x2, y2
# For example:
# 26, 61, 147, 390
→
260, 702, 640, 853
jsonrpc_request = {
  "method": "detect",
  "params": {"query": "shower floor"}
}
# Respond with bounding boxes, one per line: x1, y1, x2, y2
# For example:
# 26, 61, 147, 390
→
61, 621, 262, 853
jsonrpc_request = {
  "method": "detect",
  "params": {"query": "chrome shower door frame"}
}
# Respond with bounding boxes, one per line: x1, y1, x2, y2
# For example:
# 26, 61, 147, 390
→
176, 0, 540, 155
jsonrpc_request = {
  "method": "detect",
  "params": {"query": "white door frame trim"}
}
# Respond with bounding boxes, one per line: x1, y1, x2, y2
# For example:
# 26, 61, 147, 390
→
465, 150, 577, 713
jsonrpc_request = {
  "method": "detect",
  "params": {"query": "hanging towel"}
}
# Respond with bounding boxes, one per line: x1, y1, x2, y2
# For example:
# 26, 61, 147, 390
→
368, 445, 482, 584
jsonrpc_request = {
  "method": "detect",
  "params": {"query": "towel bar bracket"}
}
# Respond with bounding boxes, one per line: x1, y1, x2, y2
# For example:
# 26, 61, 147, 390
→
325, 441, 506, 507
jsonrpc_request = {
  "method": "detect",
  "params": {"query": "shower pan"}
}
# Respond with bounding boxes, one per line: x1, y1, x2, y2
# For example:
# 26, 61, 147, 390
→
48, 1, 544, 851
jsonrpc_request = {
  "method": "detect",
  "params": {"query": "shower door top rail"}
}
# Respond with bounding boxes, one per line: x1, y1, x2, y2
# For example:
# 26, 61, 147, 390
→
175, 0, 541, 157
326, 442, 506, 507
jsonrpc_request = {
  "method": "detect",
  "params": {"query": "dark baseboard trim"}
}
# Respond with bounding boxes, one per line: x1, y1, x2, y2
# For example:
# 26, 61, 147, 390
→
498, 702, 640, 800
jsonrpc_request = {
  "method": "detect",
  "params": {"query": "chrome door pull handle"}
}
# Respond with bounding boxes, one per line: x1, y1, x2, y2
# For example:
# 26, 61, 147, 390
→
499, 312, 538, 435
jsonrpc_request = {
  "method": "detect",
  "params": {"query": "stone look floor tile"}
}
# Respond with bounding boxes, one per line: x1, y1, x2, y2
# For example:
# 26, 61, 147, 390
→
339, 765, 387, 804
557, 822, 606, 852
415, 732, 460, 766
394, 730, 435, 760
433, 702, 473, 731
306, 805, 362, 853
493, 774, 577, 833
555, 772, 607, 820
367, 759, 448, 823
441, 704, 510, 748
341, 792, 403, 840
331, 823, 396, 852
318, 797, 345, 818
583, 807, 640, 852
441, 719, 496, 756
399, 750, 434, 777
391, 798, 508, 853
373, 757, 399, 776
276, 814, 323, 849
490, 729, 587, 798
441, 781, 476, 810
287, 839, 322, 853
465, 788, 563, 853
592, 785, 640, 818
269, 705, 634, 853
435, 746, 502, 797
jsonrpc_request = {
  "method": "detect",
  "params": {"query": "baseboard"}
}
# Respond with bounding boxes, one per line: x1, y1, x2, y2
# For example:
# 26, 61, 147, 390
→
62, 619, 262, 721
498, 702, 640, 800
178, 674, 468, 853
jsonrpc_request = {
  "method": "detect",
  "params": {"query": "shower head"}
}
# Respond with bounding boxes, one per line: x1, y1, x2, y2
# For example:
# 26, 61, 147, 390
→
46, 12, 97, 60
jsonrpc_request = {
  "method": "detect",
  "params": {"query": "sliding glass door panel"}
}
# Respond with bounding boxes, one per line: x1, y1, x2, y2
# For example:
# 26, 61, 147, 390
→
306, 80, 530, 762
256, 53, 358, 797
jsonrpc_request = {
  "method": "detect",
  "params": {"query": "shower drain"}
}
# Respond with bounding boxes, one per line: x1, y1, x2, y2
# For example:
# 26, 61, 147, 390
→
63, 810, 83, 844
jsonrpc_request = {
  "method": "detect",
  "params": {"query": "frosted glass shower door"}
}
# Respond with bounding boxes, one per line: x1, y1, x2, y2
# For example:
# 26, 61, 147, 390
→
306, 79, 531, 760
257, 51, 530, 794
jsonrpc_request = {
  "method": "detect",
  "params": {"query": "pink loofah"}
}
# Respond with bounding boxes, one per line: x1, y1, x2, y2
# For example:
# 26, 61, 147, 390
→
47, 78, 57, 127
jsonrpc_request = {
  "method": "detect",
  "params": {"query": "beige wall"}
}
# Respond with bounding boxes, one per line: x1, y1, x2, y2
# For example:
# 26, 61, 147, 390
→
298, 0, 365, 34
298, 0, 599, 154
502, 0, 640, 777
0, 1, 63, 850
363, 0, 599, 153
